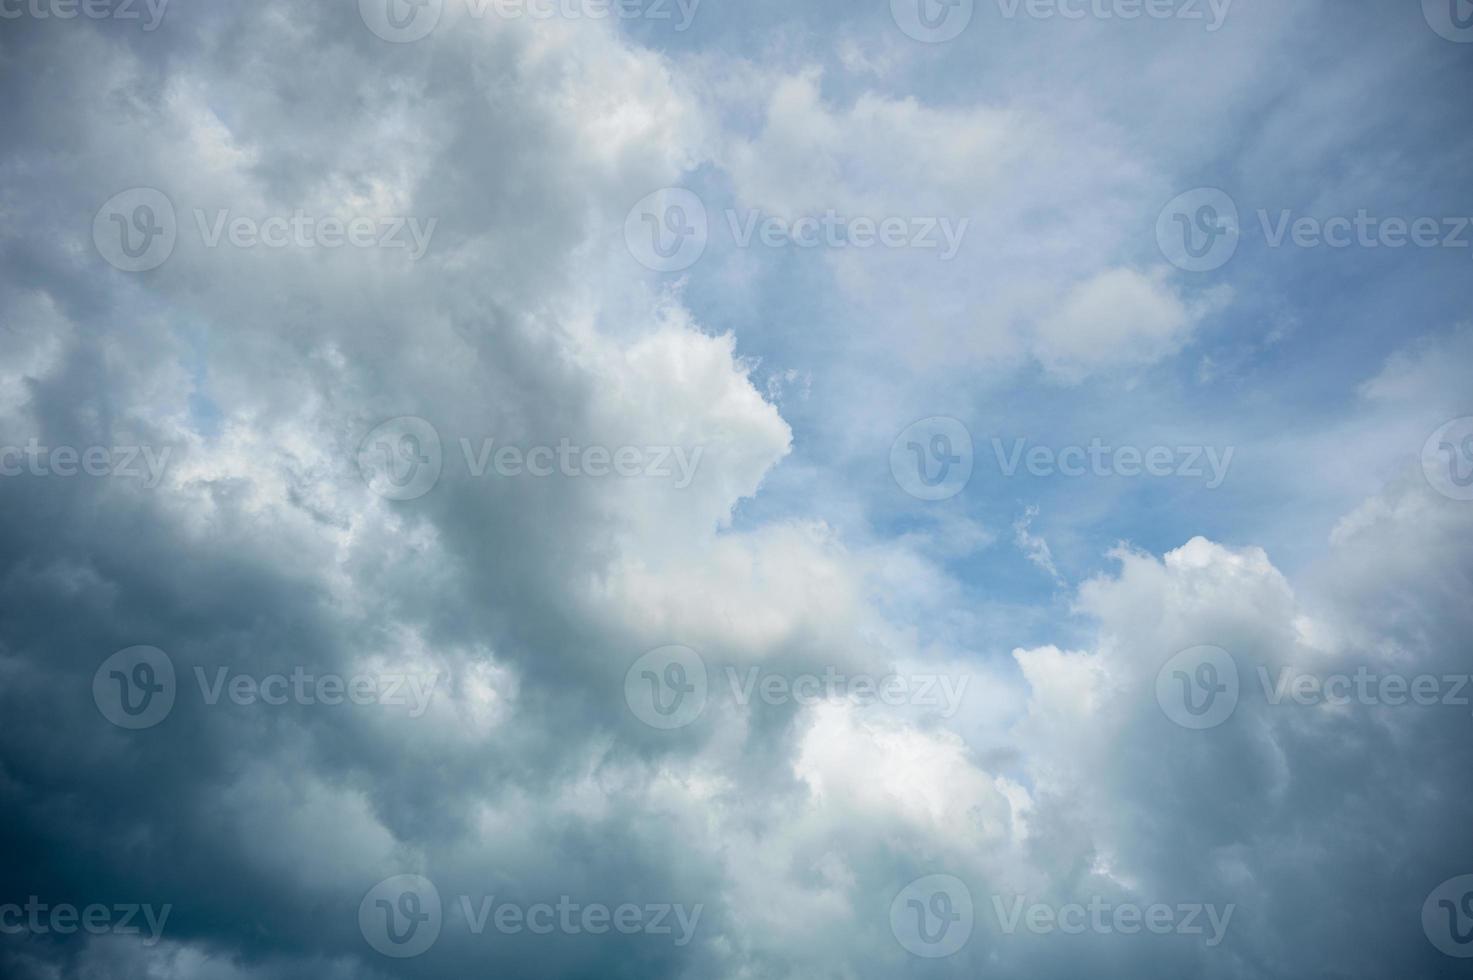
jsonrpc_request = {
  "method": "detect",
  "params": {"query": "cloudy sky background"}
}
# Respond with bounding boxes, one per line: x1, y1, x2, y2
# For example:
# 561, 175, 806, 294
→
2, 0, 1472, 976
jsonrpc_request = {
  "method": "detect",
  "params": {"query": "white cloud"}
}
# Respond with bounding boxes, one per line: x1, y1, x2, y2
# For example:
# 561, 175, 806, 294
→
1033, 267, 1231, 383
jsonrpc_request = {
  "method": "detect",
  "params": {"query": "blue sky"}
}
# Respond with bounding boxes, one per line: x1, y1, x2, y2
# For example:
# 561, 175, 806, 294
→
661, 1, 1473, 598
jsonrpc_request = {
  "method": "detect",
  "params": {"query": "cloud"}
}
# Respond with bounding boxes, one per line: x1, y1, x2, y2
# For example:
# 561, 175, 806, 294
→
1032, 268, 1231, 384
1, 4, 1469, 980
1014, 505, 1065, 585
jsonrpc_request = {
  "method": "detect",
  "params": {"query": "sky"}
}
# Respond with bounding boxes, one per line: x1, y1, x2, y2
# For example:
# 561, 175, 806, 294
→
1, 0, 1472, 977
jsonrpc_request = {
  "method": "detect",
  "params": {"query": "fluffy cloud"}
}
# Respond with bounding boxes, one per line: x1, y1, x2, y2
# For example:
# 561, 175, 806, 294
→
1032, 267, 1231, 383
